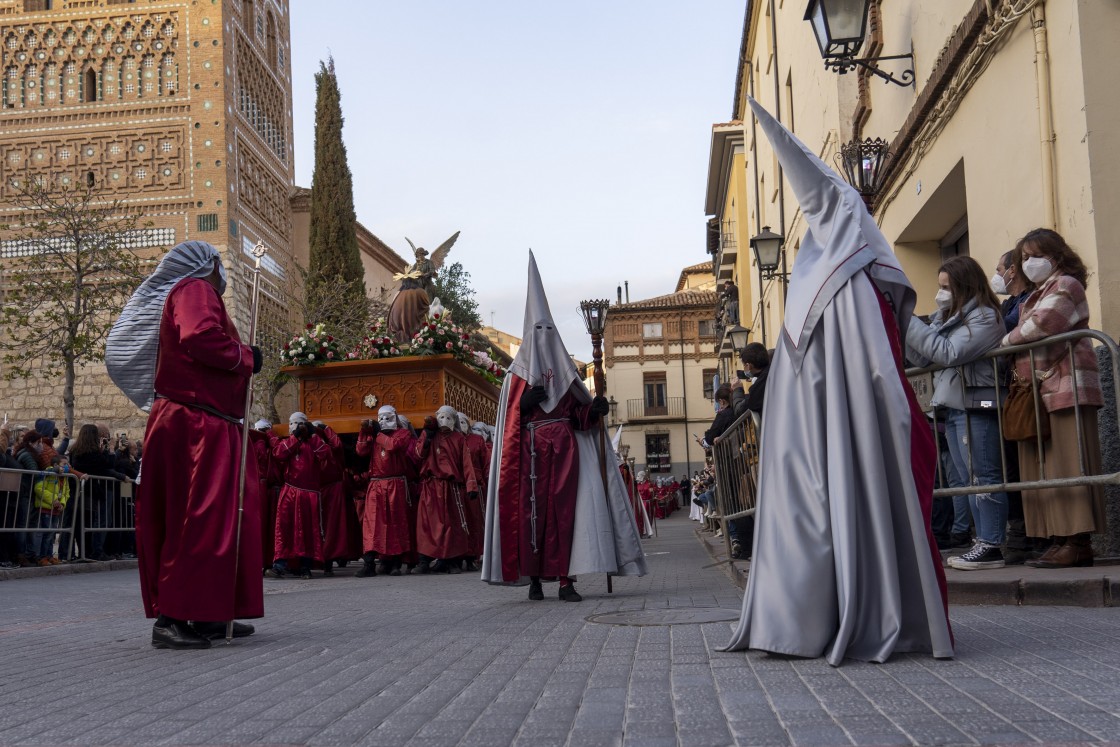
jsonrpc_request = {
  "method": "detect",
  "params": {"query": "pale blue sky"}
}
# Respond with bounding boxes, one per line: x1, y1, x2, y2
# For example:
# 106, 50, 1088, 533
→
290, 1, 745, 355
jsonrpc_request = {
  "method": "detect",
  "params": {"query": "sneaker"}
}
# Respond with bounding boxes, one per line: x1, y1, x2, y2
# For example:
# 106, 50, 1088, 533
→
264, 564, 287, 579
730, 540, 743, 559
948, 543, 1005, 570
558, 584, 582, 602
949, 532, 972, 549
692, 498, 704, 508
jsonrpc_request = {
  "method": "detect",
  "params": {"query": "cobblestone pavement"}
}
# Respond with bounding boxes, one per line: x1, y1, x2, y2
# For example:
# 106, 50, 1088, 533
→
4, 515, 1120, 746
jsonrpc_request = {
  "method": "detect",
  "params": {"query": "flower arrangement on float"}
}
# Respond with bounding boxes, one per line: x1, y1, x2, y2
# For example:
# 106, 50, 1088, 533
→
280, 323, 342, 366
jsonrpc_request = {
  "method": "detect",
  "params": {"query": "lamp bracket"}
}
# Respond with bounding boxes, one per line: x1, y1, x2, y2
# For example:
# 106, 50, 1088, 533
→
825, 51, 914, 87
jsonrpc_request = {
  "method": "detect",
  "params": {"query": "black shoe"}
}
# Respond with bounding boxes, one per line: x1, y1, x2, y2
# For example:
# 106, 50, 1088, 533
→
389, 566, 403, 576
692, 498, 704, 507
948, 542, 1005, 570
355, 562, 377, 578
730, 540, 744, 559
190, 621, 255, 640
264, 565, 287, 579
299, 569, 313, 579
1002, 547, 1030, 566
949, 532, 972, 549
528, 580, 544, 601
447, 563, 461, 575
464, 560, 480, 572
430, 560, 450, 574
558, 585, 582, 602
152, 620, 211, 650
323, 566, 334, 577
410, 562, 430, 575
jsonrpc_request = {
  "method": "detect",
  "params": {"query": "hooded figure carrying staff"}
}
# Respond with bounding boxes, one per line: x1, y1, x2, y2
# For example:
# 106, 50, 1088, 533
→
481, 252, 647, 601
106, 241, 264, 650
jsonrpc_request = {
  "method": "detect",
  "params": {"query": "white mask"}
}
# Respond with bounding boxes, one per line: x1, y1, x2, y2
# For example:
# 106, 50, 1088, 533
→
377, 405, 398, 432
1023, 256, 1054, 284
990, 273, 1008, 296
457, 413, 470, 434
435, 406, 458, 431
934, 289, 952, 309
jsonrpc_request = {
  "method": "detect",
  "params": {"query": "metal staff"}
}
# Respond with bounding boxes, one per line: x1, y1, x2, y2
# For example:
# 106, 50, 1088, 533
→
227, 240, 268, 643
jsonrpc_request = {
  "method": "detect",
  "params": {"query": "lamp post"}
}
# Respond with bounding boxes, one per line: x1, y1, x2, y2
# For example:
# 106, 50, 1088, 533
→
804, 0, 914, 87
727, 324, 751, 355
579, 298, 615, 593
751, 226, 788, 349
608, 395, 618, 428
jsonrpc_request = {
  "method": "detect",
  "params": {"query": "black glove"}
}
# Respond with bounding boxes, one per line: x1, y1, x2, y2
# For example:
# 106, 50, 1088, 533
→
590, 396, 610, 417
423, 416, 439, 436
520, 385, 547, 411
293, 421, 311, 441
467, 491, 479, 501
360, 419, 380, 437
251, 345, 263, 374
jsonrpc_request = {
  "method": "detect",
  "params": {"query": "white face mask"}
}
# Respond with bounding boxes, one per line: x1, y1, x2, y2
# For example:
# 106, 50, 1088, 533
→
377, 410, 398, 431
990, 273, 1008, 296
435, 407, 458, 431
934, 289, 952, 310
1023, 256, 1054, 284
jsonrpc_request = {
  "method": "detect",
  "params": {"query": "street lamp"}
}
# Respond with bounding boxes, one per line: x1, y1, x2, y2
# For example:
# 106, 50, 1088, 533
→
837, 137, 892, 207
804, 0, 914, 87
608, 395, 618, 426
750, 226, 787, 280
579, 298, 611, 396
727, 324, 751, 353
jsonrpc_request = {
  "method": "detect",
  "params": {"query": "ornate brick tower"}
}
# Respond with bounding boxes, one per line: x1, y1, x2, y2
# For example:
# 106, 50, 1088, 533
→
0, 0, 296, 429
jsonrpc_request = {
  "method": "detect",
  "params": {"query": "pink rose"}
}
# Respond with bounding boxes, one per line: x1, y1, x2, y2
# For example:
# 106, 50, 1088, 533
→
445, 341, 453, 350
327, 352, 334, 359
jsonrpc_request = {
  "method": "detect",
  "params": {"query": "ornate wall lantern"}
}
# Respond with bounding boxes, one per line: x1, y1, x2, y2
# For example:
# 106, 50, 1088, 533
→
804, 0, 914, 87
750, 226, 787, 280
836, 137, 892, 206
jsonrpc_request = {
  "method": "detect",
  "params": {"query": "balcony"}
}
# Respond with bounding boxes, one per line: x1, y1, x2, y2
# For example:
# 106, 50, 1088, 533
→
627, 397, 685, 421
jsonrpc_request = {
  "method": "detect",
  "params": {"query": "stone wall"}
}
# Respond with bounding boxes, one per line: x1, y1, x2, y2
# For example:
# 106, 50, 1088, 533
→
0, 363, 146, 435
1095, 345, 1120, 556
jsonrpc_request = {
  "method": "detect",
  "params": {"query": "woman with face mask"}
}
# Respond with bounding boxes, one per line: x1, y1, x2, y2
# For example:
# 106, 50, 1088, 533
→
1001, 228, 1105, 569
906, 256, 1008, 570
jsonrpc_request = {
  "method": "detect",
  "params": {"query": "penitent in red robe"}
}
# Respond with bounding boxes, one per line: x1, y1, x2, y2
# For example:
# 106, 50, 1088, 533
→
272, 434, 331, 563
411, 429, 477, 560
495, 376, 596, 581
136, 277, 262, 622
317, 425, 357, 562
250, 429, 277, 569
356, 428, 418, 557
463, 432, 489, 557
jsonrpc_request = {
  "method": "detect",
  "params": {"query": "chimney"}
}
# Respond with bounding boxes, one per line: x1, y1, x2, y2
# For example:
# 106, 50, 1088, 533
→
624, 281, 630, 303
617, 285, 622, 304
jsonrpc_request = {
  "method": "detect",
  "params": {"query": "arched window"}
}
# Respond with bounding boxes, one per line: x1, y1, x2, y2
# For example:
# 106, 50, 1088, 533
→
266, 12, 277, 66
82, 67, 97, 102
243, 0, 253, 28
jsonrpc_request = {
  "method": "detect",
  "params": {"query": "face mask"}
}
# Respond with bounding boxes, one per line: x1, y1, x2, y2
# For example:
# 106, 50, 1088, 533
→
1023, 256, 1054, 284
934, 289, 952, 309
435, 407, 457, 431
990, 273, 1008, 296
377, 411, 398, 431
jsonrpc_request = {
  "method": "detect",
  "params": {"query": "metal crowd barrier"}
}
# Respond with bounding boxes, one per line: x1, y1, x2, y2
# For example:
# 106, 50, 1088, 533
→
905, 329, 1120, 497
76, 473, 136, 562
710, 408, 760, 561
0, 466, 82, 562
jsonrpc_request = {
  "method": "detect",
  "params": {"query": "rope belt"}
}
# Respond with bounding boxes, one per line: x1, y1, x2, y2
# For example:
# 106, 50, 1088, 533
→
371, 475, 412, 507
526, 418, 569, 554
281, 482, 325, 540
154, 394, 242, 424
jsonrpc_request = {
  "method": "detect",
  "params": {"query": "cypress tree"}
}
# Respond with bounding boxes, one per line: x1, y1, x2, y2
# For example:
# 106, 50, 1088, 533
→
308, 57, 366, 329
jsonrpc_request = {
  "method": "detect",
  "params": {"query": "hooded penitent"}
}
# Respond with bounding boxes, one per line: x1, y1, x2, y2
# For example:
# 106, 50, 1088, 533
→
722, 99, 952, 664
481, 251, 646, 585
106, 241, 228, 411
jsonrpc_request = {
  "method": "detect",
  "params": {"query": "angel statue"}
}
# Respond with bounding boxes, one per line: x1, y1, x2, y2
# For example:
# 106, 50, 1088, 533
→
387, 231, 459, 342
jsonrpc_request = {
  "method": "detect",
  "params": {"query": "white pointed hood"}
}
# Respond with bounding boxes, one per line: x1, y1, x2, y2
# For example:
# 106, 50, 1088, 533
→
747, 98, 915, 371
506, 251, 587, 412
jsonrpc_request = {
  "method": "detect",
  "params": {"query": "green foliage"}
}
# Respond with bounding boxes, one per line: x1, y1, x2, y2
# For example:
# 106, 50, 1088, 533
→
307, 56, 365, 324
0, 177, 154, 431
431, 262, 483, 332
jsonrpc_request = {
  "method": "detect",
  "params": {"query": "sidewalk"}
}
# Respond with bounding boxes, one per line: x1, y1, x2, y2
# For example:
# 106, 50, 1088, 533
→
695, 521, 1120, 607
5, 514, 1120, 746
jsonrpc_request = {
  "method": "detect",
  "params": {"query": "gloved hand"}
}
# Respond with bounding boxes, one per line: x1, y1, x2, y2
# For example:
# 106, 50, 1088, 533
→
360, 419, 380, 437
520, 385, 547, 411
467, 491, 479, 501
590, 396, 610, 417
423, 416, 439, 436
251, 345, 263, 374
293, 421, 312, 441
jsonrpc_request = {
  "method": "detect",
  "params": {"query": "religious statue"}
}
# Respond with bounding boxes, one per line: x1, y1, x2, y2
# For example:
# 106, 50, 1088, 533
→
386, 231, 459, 342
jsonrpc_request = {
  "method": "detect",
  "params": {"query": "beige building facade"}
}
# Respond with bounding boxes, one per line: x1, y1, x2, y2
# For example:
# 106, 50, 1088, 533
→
604, 262, 720, 477
706, 0, 1120, 358
0, 0, 297, 431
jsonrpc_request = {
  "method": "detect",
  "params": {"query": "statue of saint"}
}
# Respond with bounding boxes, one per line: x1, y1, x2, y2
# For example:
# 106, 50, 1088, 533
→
387, 231, 459, 342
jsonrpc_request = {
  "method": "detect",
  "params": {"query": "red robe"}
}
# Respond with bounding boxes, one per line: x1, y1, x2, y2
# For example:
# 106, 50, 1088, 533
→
250, 429, 277, 569
411, 429, 477, 559
495, 376, 596, 582
463, 432, 489, 556
272, 434, 330, 563
136, 277, 262, 621
317, 426, 358, 562
356, 428, 418, 557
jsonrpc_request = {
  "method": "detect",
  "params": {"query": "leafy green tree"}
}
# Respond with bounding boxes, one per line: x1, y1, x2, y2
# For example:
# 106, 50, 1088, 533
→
431, 261, 483, 332
307, 56, 365, 323
0, 176, 152, 433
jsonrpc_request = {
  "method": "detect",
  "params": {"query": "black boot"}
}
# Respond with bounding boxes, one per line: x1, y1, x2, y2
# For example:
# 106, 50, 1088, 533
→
558, 584, 583, 603
355, 559, 377, 578
152, 616, 211, 650
528, 577, 544, 601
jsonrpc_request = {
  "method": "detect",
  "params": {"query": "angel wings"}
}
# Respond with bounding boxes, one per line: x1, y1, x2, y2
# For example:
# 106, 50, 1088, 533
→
405, 231, 460, 274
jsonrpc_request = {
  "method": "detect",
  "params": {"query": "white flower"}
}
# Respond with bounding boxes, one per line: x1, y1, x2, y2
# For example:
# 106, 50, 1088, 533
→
308, 353, 315, 361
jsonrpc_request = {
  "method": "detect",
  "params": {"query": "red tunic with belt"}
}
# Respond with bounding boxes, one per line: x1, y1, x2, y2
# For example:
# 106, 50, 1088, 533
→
250, 429, 277, 568
411, 429, 477, 559
356, 428, 418, 557
317, 426, 357, 562
463, 432, 490, 556
494, 377, 596, 582
136, 277, 262, 621
272, 434, 331, 562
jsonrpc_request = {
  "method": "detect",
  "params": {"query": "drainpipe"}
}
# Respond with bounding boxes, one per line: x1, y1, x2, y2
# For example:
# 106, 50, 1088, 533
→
679, 309, 691, 481
749, 63, 765, 348
1031, 5, 1058, 230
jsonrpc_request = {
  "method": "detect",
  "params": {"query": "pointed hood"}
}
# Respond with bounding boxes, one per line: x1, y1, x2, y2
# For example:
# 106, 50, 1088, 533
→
747, 98, 915, 371
507, 251, 586, 412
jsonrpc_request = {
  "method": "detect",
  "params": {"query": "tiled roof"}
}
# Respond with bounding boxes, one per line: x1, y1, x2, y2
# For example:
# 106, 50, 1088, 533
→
613, 289, 718, 311
681, 260, 713, 274
712, 120, 744, 128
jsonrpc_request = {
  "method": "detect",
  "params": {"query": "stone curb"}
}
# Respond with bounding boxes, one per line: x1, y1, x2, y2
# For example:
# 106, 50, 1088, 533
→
694, 525, 1120, 607
0, 559, 138, 582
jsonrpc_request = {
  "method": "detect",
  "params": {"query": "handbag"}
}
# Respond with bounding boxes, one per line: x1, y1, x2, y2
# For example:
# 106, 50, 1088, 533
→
1001, 371, 1050, 442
